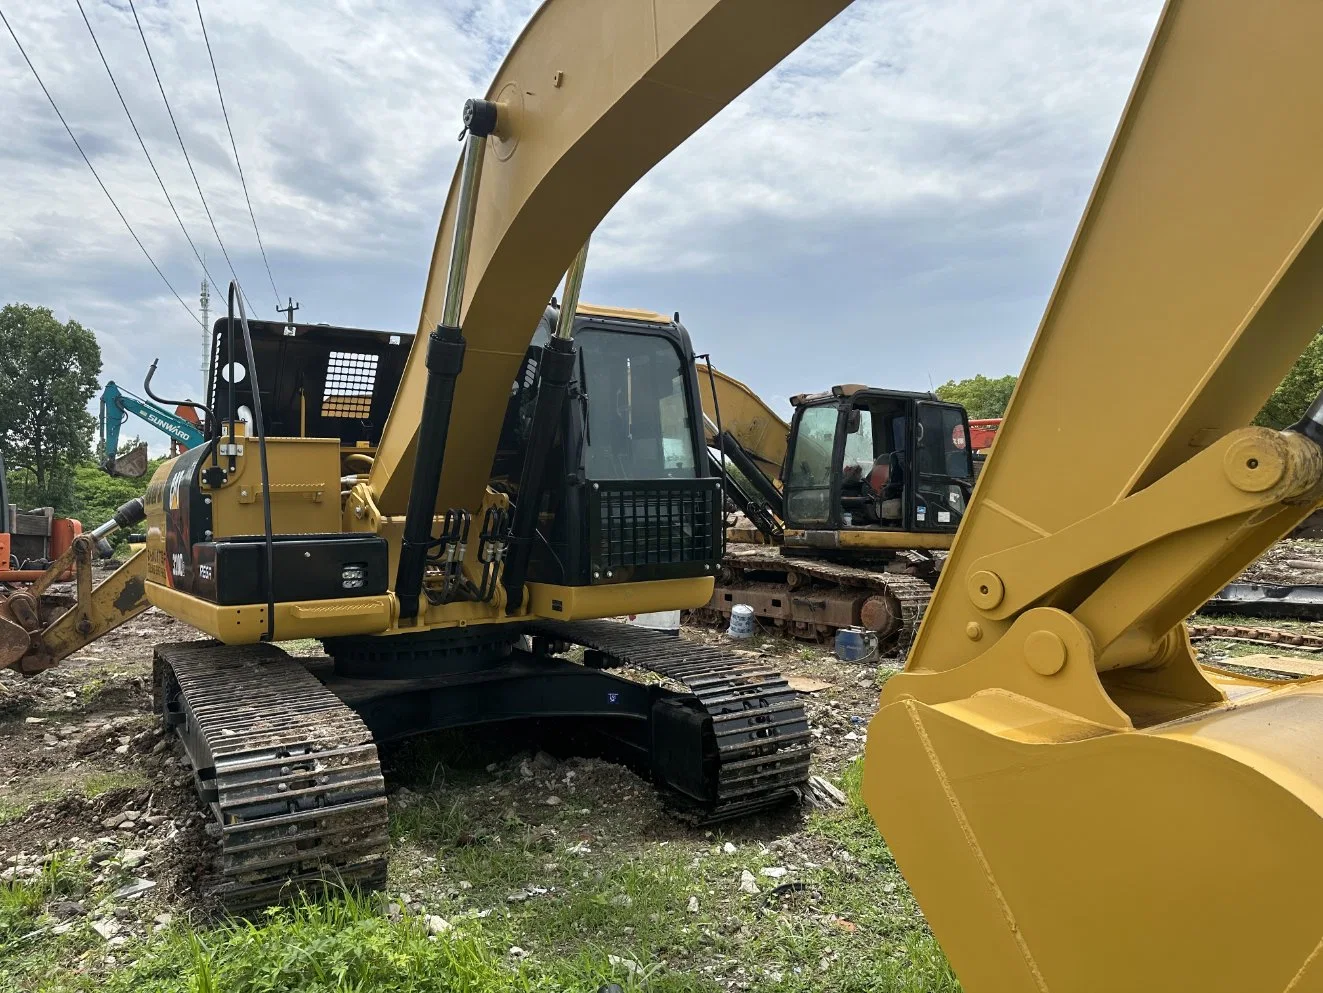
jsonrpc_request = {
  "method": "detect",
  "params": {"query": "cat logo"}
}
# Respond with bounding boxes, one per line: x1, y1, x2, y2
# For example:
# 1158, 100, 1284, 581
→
168, 470, 183, 512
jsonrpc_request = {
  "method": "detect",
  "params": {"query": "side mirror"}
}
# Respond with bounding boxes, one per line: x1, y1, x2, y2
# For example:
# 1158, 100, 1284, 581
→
846, 409, 861, 433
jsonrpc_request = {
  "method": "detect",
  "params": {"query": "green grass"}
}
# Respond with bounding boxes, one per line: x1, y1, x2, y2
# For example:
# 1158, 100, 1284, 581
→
0, 853, 90, 945
4, 753, 959, 993
0, 768, 148, 828
388, 754, 959, 992
97, 893, 519, 993
81, 770, 148, 797
10, 888, 711, 993
0, 797, 31, 826
277, 638, 323, 656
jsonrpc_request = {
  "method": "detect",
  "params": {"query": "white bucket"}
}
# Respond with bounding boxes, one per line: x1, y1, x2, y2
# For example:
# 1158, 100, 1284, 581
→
624, 609, 681, 635
727, 603, 755, 639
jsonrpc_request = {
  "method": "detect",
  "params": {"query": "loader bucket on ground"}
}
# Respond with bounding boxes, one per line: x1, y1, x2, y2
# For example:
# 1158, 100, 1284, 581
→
865, 667, 1323, 992
106, 442, 149, 479
0, 612, 29, 670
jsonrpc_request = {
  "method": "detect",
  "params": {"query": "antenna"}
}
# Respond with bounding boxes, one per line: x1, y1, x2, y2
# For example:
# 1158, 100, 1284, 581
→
200, 264, 211, 389
278, 296, 300, 328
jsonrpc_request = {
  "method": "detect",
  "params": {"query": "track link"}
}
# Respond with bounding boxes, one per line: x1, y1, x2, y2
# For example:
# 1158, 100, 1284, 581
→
153, 642, 388, 914
529, 620, 812, 824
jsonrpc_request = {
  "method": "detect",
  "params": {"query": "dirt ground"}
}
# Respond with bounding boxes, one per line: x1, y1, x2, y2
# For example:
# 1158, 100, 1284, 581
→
1238, 536, 1323, 585
0, 598, 900, 985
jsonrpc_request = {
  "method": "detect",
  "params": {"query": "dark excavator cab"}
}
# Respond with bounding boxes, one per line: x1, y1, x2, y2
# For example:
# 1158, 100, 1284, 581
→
782, 386, 974, 535
493, 305, 723, 590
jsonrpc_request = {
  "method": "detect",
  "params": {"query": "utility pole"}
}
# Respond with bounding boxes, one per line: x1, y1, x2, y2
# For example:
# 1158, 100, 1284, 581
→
278, 296, 300, 329
200, 269, 210, 391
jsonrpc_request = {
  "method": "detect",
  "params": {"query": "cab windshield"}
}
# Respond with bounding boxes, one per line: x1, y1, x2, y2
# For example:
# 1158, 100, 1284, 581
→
578, 330, 698, 480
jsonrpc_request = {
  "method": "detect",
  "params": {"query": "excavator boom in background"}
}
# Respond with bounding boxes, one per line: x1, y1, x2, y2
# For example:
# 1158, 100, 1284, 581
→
98, 380, 205, 478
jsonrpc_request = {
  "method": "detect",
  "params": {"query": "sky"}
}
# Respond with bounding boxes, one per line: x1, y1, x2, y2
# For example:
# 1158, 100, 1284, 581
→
0, 0, 1165, 450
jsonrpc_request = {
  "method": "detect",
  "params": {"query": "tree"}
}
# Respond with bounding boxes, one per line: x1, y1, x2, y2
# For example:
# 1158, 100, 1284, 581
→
931, 334, 1323, 429
935, 373, 1017, 419
1254, 332, 1323, 429
0, 304, 102, 510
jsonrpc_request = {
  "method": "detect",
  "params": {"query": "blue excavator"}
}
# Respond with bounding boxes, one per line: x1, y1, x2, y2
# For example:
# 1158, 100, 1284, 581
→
98, 360, 206, 478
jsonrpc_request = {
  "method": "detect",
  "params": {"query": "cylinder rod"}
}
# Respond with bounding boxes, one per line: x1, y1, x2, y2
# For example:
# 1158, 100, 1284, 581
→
502, 335, 578, 613
553, 239, 592, 340
502, 240, 593, 612
1291, 386, 1323, 449
442, 129, 488, 326
396, 98, 498, 621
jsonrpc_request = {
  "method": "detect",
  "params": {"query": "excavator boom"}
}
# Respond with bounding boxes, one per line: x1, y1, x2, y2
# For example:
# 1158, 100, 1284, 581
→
697, 363, 790, 485
369, 1, 852, 519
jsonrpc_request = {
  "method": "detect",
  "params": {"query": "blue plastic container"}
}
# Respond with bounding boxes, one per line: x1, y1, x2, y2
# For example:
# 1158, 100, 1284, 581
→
834, 626, 879, 663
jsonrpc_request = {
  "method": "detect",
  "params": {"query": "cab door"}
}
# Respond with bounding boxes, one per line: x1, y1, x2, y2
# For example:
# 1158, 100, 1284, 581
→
781, 402, 843, 528
910, 401, 975, 532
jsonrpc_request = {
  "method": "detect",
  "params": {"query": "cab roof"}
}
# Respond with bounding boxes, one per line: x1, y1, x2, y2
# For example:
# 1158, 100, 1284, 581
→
790, 384, 942, 407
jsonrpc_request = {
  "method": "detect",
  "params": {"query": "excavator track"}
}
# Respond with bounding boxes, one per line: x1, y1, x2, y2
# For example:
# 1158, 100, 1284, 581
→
152, 642, 389, 914
700, 544, 934, 649
529, 619, 812, 823
1187, 621, 1323, 652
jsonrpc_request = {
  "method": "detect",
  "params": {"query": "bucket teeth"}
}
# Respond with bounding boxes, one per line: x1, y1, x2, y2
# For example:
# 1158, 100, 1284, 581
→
153, 641, 389, 914
530, 620, 812, 823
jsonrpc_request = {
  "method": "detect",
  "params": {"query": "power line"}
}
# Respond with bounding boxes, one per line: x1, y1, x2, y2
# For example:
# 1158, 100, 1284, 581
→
74, 0, 226, 299
126, 0, 254, 314
0, 2, 203, 329
195, 0, 281, 308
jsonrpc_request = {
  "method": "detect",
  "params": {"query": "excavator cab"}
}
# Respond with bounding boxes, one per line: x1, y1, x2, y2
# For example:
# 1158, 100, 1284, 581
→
493, 304, 719, 588
782, 386, 973, 535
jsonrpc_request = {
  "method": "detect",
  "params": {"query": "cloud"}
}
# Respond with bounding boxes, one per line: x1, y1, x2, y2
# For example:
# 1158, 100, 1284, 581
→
0, 0, 1164, 449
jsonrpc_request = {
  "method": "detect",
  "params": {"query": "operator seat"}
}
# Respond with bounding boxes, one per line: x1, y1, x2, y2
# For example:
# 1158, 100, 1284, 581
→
865, 452, 904, 523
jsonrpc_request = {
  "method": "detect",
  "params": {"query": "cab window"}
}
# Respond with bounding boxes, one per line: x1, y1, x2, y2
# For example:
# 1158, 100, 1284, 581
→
784, 404, 837, 524
579, 330, 698, 480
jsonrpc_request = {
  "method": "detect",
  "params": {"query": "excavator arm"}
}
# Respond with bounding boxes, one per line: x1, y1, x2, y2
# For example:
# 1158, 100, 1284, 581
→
863, 3, 1323, 990
1, 499, 148, 675
99, 382, 205, 478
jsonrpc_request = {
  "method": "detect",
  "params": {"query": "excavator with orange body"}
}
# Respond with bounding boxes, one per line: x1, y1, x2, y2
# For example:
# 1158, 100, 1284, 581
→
4, 2, 1323, 990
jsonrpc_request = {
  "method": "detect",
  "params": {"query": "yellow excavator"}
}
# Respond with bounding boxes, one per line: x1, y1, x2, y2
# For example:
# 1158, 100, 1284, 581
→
5, 1, 1323, 988
1, 287, 821, 911
697, 363, 974, 645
